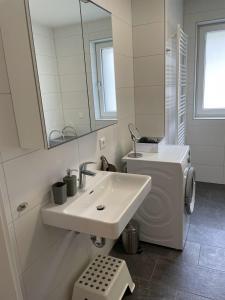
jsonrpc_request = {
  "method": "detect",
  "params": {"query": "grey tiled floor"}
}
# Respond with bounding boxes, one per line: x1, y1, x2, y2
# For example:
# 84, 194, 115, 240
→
110, 182, 225, 300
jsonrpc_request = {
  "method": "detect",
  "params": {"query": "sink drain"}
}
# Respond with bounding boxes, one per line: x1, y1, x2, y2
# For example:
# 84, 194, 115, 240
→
96, 205, 105, 211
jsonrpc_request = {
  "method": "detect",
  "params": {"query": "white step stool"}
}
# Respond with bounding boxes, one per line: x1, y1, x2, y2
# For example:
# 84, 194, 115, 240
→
72, 255, 135, 300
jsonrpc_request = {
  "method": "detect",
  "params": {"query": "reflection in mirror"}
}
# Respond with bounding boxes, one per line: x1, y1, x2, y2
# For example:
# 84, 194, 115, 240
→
80, 0, 118, 131
26, 0, 91, 148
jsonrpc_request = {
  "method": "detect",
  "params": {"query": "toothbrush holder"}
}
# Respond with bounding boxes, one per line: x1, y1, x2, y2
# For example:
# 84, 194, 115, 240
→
52, 182, 67, 205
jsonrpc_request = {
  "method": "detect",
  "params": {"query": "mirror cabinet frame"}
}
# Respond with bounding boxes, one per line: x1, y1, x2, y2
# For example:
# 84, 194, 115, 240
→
0, 0, 117, 149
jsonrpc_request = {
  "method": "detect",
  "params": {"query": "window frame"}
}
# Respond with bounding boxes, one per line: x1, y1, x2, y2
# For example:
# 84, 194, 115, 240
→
90, 38, 117, 120
95, 40, 117, 119
195, 20, 225, 119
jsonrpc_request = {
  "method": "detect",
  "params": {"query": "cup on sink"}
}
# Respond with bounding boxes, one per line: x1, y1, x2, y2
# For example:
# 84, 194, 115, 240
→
52, 182, 67, 205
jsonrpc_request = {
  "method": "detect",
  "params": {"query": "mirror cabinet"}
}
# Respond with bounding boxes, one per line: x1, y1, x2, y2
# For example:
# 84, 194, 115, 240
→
1, 0, 117, 149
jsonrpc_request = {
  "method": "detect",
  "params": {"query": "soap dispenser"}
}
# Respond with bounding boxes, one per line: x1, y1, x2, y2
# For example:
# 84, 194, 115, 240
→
63, 169, 77, 197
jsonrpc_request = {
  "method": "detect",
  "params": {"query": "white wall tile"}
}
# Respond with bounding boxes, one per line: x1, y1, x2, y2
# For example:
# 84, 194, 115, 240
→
83, 18, 112, 35
166, 0, 183, 36
190, 145, 225, 167
114, 54, 134, 88
186, 37, 196, 83
46, 282, 73, 300
32, 23, 53, 39
33, 23, 64, 135
60, 74, 87, 92
3, 141, 79, 219
132, 0, 164, 26
0, 94, 19, 149
42, 93, 63, 111
8, 223, 22, 276
187, 121, 225, 147
63, 108, 90, 128
96, 125, 118, 166
35, 55, 58, 75
133, 22, 164, 57
0, 31, 10, 93
134, 55, 164, 87
112, 16, 133, 57
0, 164, 12, 224
55, 36, 83, 57
0, 148, 37, 164
33, 34, 56, 57
62, 91, 89, 110
134, 86, 164, 115
114, 117, 134, 162
53, 25, 82, 39
117, 87, 135, 119
22, 233, 91, 300
14, 204, 67, 272
57, 55, 85, 75
44, 109, 64, 134
193, 164, 224, 184
136, 114, 165, 137
184, 0, 225, 14
132, 0, 168, 140
111, 0, 132, 24
78, 132, 98, 165
39, 75, 60, 94
19, 275, 27, 300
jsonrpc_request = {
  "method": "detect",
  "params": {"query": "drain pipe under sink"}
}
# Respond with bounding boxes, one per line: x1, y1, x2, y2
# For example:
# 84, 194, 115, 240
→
90, 235, 106, 248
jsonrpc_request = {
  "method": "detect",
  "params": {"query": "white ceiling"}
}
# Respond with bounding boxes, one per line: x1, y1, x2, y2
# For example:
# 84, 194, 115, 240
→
29, 0, 110, 27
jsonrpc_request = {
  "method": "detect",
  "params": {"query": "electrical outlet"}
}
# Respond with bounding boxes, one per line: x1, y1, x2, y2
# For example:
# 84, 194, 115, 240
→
99, 137, 106, 150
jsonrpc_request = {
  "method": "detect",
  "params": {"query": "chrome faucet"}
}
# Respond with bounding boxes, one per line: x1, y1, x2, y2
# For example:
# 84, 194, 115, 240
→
79, 162, 96, 190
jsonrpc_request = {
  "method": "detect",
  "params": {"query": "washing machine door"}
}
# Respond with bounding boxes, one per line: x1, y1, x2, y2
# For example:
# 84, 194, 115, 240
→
185, 166, 196, 215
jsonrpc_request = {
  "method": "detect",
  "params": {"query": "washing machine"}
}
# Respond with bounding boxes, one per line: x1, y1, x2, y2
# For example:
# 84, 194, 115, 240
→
123, 145, 195, 250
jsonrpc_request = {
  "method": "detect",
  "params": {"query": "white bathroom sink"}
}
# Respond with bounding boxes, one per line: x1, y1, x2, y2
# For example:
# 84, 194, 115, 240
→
42, 171, 151, 239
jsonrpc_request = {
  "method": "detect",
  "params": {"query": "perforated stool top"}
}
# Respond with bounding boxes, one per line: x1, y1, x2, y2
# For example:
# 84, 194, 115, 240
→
73, 255, 135, 300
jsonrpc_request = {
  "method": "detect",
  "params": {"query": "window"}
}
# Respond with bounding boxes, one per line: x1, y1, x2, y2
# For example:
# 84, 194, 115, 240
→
195, 21, 225, 118
90, 39, 117, 120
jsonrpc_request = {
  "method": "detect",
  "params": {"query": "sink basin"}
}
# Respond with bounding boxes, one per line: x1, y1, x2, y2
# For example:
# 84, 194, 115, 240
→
42, 171, 151, 239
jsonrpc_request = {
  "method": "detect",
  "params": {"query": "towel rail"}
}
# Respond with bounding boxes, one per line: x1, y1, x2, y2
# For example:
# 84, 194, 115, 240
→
176, 25, 188, 145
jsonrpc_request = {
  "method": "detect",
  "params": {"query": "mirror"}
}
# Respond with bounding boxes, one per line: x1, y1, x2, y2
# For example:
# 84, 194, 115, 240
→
26, 0, 117, 149
127, 123, 143, 158
80, 0, 118, 131
128, 123, 142, 141
27, 0, 91, 148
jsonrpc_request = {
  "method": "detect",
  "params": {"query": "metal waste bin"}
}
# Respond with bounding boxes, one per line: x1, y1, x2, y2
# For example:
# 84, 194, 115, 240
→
122, 221, 139, 254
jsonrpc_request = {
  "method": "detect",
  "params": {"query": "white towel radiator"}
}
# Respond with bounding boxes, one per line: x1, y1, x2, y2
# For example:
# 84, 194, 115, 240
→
176, 25, 188, 145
